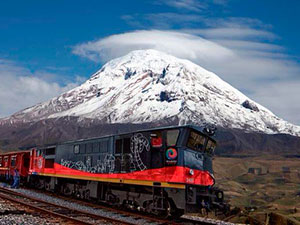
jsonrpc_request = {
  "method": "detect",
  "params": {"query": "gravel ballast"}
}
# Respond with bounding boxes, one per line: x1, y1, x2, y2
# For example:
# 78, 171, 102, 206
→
0, 196, 60, 225
9, 185, 154, 225
1, 182, 245, 225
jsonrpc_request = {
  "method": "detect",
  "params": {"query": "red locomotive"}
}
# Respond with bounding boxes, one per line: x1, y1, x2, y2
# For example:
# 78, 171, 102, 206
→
0, 125, 227, 217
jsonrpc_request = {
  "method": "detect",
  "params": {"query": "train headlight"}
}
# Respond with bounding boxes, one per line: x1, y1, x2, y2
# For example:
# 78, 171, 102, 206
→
189, 169, 194, 175
217, 191, 224, 200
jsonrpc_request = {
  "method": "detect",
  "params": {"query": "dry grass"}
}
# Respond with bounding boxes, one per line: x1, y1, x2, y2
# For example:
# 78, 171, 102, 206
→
213, 156, 300, 223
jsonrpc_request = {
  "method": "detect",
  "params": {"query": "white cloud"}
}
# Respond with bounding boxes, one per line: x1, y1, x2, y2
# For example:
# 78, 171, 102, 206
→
250, 80, 300, 125
72, 28, 300, 125
159, 0, 207, 12
158, 0, 229, 11
72, 30, 233, 63
184, 27, 277, 40
0, 60, 84, 118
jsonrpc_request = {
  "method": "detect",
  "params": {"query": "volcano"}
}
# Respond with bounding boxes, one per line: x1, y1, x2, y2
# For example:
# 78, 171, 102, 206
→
1, 49, 300, 153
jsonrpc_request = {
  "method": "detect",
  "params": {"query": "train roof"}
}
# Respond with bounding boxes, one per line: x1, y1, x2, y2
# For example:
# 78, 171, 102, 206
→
22, 124, 216, 150
0, 150, 31, 156
57, 124, 215, 146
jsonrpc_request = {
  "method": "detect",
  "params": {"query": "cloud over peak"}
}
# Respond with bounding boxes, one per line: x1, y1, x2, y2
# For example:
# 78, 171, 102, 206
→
72, 30, 233, 63
72, 25, 300, 125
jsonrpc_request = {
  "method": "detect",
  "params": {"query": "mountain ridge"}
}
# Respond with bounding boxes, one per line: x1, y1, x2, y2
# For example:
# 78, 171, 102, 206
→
1, 116, 300, 155
1, 49, 299, 137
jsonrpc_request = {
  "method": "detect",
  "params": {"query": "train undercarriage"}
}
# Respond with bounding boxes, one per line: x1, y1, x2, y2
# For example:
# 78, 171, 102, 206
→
28, 175, 229, 218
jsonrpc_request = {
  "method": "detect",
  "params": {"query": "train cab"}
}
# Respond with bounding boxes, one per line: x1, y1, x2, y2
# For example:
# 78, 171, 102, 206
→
29, 146, 56, 175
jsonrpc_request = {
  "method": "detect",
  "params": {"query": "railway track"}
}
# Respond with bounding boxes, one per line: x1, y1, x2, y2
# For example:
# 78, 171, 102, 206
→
33, 188, 180, 225
33, 190, 238, 225
0, 185, 237, 225
0, 186, 134, 225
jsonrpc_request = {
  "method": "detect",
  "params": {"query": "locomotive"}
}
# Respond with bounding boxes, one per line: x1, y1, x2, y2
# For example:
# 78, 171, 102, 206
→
0, 125, 227, 218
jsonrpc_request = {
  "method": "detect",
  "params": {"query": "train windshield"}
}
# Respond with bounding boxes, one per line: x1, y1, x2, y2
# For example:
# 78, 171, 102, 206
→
186, 130, 216, 155
206, 139, 216, 155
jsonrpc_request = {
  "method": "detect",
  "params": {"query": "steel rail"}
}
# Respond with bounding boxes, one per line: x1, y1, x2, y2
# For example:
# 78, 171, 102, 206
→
0, 186, 227, 225
0, 186, 135, 225
28, 187, 221, 225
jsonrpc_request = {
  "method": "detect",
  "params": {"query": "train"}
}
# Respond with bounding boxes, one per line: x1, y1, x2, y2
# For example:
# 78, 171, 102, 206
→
0, 125, 228, 218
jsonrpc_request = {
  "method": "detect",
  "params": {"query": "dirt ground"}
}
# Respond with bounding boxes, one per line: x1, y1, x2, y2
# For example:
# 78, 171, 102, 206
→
212, 155, 300, 224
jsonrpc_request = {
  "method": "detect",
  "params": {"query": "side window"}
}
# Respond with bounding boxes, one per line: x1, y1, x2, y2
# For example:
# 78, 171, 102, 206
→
115, 139, 122, 154
80, 144, 86, 154
150, 131, 163, 148
115, 138, 131, 154
45, 148, 55, 155
4, 156, 8, 163
206, 139, 216, 155
166, 129, 179, 146
74, 145, 80, 154
0, 157, 2, 167
114, 138, 122, 172
93, 142, 100, 153
11, 156, 16, 167
123, 138, 131, 154
114, 137, 131, 173
86, 143, 93, 153
100, 140, 108, 153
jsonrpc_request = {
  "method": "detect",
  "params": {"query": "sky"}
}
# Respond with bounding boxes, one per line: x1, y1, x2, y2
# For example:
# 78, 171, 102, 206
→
0, 0, 300, 125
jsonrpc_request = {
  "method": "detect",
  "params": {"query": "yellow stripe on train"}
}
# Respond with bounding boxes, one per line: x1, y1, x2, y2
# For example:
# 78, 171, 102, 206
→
36, 172, 186, 189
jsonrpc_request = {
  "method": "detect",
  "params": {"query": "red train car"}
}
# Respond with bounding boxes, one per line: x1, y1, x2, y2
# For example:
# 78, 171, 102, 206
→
0, 150, 31, 182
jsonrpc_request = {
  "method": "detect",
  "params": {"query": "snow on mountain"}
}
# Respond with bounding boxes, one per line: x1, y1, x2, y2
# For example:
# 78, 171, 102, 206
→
2, 49, 300, 136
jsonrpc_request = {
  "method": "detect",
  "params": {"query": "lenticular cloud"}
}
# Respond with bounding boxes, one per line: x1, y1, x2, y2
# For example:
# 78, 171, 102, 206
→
72, 30, 234, 64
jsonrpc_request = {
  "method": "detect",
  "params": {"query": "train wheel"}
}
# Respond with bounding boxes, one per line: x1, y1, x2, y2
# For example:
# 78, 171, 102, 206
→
62, 185, 72, 196
145, 198, 171, 219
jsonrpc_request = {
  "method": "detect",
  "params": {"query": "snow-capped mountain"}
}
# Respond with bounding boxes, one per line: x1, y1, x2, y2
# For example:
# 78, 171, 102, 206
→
2, 49, 300, 136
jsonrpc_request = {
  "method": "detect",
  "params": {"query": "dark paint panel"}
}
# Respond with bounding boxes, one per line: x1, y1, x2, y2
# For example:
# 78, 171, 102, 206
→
53, 127, 214, 183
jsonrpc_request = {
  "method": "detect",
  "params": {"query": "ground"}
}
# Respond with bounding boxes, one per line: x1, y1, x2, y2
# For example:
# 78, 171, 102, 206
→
212, 155, 300, 224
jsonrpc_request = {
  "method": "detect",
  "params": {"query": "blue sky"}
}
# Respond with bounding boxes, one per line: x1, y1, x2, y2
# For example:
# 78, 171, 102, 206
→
0, 0, 300, 125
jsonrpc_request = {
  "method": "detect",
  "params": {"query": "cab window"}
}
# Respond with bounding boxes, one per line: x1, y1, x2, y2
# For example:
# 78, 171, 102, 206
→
187, 130, 206, 151
206, 139, 216, 155
45, 147, 55, 155
166, 129, 179, 146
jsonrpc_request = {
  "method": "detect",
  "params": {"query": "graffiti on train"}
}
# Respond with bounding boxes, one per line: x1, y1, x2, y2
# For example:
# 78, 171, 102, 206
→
60, 133, 150, 173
